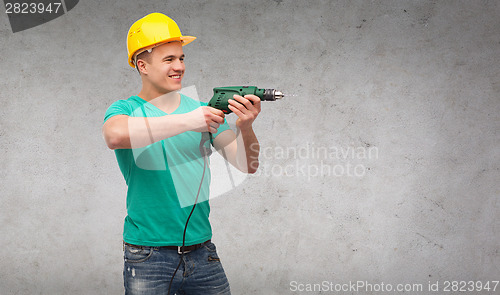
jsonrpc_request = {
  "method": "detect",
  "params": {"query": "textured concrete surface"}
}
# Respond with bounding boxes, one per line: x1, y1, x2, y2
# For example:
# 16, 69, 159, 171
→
1, 0, 499, 294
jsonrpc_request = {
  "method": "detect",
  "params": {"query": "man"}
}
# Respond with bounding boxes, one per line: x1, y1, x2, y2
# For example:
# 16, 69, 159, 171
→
102, 13, 261, 294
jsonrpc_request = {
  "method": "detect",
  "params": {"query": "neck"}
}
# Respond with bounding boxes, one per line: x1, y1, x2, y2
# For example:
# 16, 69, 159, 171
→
138, 87, 181, 114
137, 75, 182, 113
138, 85, 173, 102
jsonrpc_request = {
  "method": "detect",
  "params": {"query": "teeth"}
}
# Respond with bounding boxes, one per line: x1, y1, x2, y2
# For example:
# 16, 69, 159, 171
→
170, 75, 181, 79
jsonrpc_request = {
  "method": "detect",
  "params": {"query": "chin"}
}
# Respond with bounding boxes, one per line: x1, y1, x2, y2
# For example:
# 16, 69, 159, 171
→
163, 84, 182, 93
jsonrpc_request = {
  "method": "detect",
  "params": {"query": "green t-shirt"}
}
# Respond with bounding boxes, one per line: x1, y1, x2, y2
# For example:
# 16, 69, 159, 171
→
104, 94, 230, 246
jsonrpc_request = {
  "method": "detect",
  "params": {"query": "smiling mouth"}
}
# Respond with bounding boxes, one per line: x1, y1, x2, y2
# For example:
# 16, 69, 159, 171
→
169, 74, 182, 79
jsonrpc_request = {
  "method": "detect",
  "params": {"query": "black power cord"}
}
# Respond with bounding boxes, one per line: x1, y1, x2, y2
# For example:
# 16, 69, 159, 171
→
167, 132, 211, 295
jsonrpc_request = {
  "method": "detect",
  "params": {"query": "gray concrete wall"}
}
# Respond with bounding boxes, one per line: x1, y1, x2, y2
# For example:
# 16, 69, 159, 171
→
1, 0, 499, 294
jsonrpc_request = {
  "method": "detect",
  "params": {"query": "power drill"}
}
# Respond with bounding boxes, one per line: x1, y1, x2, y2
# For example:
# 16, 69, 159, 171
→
208, 86, 284, 114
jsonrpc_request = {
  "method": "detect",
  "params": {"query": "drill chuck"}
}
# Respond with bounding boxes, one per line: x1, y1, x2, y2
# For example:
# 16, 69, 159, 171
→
262, 89, 285, 101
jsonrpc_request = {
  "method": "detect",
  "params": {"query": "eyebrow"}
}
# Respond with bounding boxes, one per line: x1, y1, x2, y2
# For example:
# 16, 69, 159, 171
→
163, 54, 185, 60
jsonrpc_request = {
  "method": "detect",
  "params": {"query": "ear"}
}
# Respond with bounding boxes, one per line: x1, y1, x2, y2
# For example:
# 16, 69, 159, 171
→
136, 59, 148, 75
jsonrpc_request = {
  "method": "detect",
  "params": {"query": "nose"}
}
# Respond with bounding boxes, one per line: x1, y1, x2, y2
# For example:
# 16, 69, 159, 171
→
172, 59, 185, 72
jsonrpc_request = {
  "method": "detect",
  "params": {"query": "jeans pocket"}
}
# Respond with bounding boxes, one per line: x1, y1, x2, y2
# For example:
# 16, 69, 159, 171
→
204, 242, 220, 262
124, 245, 154, 263
204, 242, 217, 252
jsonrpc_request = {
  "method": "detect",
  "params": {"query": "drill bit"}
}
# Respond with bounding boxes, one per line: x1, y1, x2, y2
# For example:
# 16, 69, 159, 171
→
274, 90, 285, 100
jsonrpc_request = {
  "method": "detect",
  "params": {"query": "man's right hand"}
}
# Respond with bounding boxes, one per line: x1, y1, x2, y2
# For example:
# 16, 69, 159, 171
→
187, 106, 225, 133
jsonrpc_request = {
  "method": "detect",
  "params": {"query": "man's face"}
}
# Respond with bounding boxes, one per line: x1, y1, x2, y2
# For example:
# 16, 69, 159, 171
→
142, 41, 185, 93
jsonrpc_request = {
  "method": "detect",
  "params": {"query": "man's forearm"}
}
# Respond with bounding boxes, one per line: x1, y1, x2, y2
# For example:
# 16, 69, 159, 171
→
235, 127, 260, 173
128, 114, 192, 149
104, 114, 191, 149
104, 106, 226, 150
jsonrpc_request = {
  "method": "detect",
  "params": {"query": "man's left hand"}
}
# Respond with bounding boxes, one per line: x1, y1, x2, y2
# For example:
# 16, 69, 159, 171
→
227, 94, 261, 130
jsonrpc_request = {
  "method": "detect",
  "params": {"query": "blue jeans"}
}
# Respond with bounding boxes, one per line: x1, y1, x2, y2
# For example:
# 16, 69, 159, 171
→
123, 241, 231, 295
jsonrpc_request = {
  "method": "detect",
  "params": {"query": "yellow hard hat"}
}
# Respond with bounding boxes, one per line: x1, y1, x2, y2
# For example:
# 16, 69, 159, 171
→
127, 13, 196, 68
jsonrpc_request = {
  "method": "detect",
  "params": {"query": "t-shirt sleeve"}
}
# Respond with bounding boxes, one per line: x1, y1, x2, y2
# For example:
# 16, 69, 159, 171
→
103, 100, 133, 124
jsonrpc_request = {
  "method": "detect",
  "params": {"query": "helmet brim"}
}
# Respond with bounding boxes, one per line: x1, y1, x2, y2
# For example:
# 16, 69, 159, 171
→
180, 36, 196, 46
